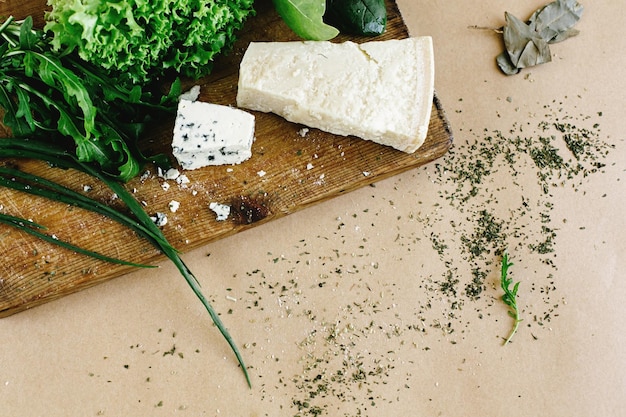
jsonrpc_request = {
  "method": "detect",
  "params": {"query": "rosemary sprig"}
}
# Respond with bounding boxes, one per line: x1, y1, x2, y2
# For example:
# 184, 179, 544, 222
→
0, 138, 250, 386
500, 250, 522, 345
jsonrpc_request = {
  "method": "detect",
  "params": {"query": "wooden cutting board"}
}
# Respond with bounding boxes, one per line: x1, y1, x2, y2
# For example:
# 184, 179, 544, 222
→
0, 0, 453, 316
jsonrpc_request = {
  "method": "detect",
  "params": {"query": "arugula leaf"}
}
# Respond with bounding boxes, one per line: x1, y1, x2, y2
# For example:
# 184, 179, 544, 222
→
18, 15, 39, 50
273, 0, 340, 40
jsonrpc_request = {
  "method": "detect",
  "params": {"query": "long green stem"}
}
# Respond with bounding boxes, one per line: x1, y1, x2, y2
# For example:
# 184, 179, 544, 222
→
0, 213, 154, 268
0, 138, 250, 386
503, 310, 522, 346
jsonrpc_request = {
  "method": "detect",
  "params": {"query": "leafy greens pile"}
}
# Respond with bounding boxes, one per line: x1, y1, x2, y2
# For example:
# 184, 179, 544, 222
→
45, 0, 256, 85
0, 16, 178, 181
496, 0, 584, 75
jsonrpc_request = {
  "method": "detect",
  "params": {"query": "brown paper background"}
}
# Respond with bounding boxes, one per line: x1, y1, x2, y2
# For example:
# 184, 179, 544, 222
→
1, 1, 624, 416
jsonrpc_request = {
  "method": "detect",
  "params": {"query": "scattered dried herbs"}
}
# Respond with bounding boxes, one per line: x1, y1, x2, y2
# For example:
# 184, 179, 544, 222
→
495, 0, 584, 75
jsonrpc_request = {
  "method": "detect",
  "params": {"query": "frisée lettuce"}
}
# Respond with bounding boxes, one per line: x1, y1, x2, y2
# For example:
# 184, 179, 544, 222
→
44, 0, 255, 85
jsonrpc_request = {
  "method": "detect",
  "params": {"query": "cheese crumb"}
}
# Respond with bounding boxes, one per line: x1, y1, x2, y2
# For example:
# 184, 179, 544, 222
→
150, 213, 168, 227
169, 200, 180, 213
179, 85, 201, 102
177, 175, 190, 185
209, 202, 231, 221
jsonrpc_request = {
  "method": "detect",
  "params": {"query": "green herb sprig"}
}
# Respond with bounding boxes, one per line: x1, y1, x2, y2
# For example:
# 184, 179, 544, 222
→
500, 250, 522, 345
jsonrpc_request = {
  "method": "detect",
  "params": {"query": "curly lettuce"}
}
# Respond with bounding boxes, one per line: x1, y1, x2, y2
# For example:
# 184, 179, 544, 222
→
44, 0, 255, 85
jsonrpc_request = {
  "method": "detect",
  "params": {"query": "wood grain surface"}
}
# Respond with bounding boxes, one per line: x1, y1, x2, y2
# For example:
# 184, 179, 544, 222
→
0, 0, 453, 316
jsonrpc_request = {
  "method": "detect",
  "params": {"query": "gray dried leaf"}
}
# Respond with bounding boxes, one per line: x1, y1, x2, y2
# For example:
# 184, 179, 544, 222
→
503, 12, 552, 69
496, 52, 521, 75
495, 0, 583, 75
529, 0, 584, 43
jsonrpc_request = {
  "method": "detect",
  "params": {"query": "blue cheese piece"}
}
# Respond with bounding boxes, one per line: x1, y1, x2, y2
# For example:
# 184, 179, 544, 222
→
172, 100, 255, 169
236, 37, 434, 153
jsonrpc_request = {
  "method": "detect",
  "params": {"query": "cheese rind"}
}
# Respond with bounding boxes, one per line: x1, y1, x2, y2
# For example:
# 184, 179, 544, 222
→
172, 100, 255, 169
236, 37, 434, 153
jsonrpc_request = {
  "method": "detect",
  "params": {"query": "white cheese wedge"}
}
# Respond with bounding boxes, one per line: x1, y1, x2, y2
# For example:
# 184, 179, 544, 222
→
172, 100, 255, 169
236, 37, 434, 153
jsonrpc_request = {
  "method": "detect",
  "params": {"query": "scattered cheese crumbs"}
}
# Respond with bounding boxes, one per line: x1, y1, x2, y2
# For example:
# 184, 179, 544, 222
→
83, 185, 92, 192
179, 85, 201, 102
226, 168, 234, 173
226, 295, 237, 302
161, 182, 170, 191
176, 175, 190, 185
362, 171, 371, 177
298, 127, 309, 137
257, 170, 266, 177
209, 202, 231, 221
151, 212, 168, 227
169, 200, 180, 213
164, 168, 181, 180
306, 163, 314, 170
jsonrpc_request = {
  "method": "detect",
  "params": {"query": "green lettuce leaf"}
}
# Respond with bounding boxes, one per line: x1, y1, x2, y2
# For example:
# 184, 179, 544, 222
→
45, 0, 256, 85
273, 0, 339, 40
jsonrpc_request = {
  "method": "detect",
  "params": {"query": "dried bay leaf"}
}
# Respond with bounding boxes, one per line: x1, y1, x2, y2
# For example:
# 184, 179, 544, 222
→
503, 12, 552, 69
496, 52, 520, 75
495, 0, 583, 75
529, 0, 584, 43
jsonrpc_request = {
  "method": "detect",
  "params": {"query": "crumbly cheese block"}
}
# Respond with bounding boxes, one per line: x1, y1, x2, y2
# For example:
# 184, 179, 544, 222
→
171, 100, 255, 169
236, 37, 434, 153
